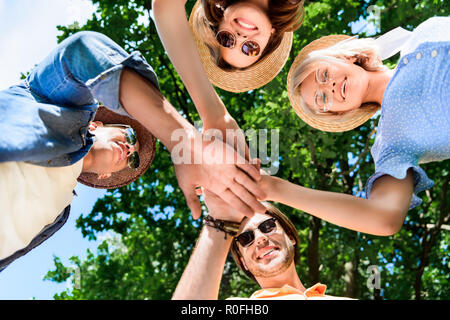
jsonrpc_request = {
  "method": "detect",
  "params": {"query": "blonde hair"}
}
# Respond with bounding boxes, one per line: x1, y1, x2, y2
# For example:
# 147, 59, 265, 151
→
291, 37, 387, 118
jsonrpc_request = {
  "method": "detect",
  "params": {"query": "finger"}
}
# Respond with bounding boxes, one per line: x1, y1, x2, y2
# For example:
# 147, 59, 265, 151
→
229, 182, 267, 214
236, 161, 261, 182
183, 187, 202, 220
220, 189, 254, 218
234, 170, 267, 200
250, 158, 261, 173
234, 132, 250, 161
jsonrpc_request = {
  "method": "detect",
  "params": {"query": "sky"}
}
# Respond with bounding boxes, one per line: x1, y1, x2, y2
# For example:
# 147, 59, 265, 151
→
0, 0, 105, 300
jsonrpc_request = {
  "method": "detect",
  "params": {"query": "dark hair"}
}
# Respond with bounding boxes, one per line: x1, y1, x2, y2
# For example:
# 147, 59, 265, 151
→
201, 0, 305, 70
229, 203, 300, 282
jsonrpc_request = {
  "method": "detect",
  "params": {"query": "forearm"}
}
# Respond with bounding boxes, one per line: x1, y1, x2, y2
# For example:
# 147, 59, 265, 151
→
172, 225, 232, 300
152, 0, 228, 122
266, 176, 411, 236
119, 68, 198, 152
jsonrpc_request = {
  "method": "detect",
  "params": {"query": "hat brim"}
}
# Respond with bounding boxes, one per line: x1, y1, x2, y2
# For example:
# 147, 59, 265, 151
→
77, 106, 156, 189
287, 35, 379, 132
189, 0, 293, 93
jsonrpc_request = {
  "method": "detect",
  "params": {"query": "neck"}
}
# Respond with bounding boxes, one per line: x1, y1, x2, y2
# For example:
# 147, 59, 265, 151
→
255, 263, 306, 292
364, 68, 393, 105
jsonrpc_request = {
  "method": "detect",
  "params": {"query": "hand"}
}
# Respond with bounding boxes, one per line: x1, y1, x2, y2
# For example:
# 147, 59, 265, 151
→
257, 172, 273, 202
203, 189, 245, 222
173, 132, 267, 220
203, 113, 252, 162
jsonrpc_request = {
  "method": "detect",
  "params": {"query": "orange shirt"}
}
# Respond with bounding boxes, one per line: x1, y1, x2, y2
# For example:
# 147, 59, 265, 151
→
250, 283, 326, 300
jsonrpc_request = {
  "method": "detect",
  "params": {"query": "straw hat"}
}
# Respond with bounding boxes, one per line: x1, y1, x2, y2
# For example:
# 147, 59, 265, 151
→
189, 0, 293, 93
287, 35, 379, 132
77, 106, 157, 189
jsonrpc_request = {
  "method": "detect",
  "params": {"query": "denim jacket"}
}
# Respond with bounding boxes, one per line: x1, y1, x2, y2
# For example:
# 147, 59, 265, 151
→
0, 31, 159, 167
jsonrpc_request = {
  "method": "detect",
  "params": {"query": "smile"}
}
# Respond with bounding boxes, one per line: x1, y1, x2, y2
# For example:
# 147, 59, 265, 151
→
235, 18, 257, 31
341, 78, 347, 99
257, 246, 279, 260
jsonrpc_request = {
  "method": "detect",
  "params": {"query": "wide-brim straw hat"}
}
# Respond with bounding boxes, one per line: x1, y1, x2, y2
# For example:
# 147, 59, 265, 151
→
77, 106, 157, 189
189, 0, 293, 93
287, 35, 379, 132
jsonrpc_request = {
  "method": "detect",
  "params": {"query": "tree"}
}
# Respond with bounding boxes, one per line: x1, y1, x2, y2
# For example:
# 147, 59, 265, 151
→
44, 0, 449, 300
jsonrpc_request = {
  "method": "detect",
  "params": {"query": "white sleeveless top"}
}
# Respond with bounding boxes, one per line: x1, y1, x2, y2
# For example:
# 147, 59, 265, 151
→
0, 160, 82, 259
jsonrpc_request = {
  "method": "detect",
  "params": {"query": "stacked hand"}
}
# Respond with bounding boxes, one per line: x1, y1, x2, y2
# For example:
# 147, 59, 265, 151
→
173, 129, 266, 220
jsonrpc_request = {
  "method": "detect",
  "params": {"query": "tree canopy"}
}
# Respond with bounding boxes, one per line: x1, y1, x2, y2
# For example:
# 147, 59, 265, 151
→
44, 0, 449, 300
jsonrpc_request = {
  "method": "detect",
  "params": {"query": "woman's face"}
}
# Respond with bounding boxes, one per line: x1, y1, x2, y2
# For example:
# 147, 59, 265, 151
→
299, 58, 369, 113
218, 1, 274, 68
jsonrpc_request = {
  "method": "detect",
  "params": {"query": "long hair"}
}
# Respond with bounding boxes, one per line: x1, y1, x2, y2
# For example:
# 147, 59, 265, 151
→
230, 202, 300, 282
193, 0, 305, 70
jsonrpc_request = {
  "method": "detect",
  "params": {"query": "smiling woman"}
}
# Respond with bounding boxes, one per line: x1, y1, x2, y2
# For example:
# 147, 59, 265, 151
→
252, 17, 450, 237
189, 0, 305, 92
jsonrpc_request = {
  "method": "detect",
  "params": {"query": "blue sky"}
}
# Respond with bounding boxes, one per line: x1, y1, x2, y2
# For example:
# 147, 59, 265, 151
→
0, 0, 105, 300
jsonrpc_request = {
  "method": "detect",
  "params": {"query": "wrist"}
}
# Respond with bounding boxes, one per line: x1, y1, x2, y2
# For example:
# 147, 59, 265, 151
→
203, 215, 242, 239
259, 174, 277, 201
169, 127, 203, 162
208, 210, 244, 223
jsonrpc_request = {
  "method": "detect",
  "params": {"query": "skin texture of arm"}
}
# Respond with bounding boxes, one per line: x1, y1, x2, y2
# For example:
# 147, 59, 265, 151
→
152, 0, 227, 122
152, 0, 251, 159
260, 170, 415, 236
119, 68, 266, 219
172, 190, 245, 299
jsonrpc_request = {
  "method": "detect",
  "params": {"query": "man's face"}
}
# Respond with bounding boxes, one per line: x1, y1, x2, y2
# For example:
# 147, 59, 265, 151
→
87, 121, 140, 179
237, 213, 295, 278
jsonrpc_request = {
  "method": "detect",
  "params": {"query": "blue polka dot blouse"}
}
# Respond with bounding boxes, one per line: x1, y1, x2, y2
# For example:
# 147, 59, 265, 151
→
366, 17, 450, 209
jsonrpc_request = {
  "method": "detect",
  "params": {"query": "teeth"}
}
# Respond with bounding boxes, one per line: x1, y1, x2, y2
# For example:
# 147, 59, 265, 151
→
260, 249, 274, 258
237, 19, 255, 29
341, 80, 346, 99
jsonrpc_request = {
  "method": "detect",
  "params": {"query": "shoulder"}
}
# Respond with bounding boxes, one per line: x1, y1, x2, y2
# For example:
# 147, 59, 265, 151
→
402, 16, 450, 55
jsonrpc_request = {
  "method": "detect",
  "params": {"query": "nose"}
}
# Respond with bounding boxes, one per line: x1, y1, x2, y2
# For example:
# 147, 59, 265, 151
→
254, 229, 269, 246
236, 31, 248, 39
125, 142, 136, 157
319, 81, 338, 98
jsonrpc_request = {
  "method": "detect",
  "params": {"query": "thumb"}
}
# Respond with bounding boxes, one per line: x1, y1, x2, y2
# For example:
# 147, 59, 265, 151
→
183, 187, 202, 220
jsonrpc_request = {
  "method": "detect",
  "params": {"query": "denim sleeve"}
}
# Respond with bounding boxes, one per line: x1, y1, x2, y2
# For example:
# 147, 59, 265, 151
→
86, 51, 160, 117
27, 31, 159, 118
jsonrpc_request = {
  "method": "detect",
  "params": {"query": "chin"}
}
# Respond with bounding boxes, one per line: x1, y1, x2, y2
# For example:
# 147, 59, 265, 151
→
251, 253, 294, 278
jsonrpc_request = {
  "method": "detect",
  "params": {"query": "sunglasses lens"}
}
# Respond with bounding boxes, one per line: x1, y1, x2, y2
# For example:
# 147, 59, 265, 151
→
125, 128, 137, 146
236, 231, 254, 247
242, 41, 260, 56
259, 219, 276, 233
128, 151, 140, 170
216, 30, 235, 48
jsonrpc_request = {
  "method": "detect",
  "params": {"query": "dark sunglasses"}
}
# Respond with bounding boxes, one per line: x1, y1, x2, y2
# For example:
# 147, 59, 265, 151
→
235, 217, 277, 247
103, 124, 140, 170
216, 30, 261, 57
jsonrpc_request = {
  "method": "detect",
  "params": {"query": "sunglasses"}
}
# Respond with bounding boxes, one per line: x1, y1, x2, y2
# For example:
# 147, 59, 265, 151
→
235, 217, 277, 247
216, 30, 261, 57
103, 124, 140, 170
